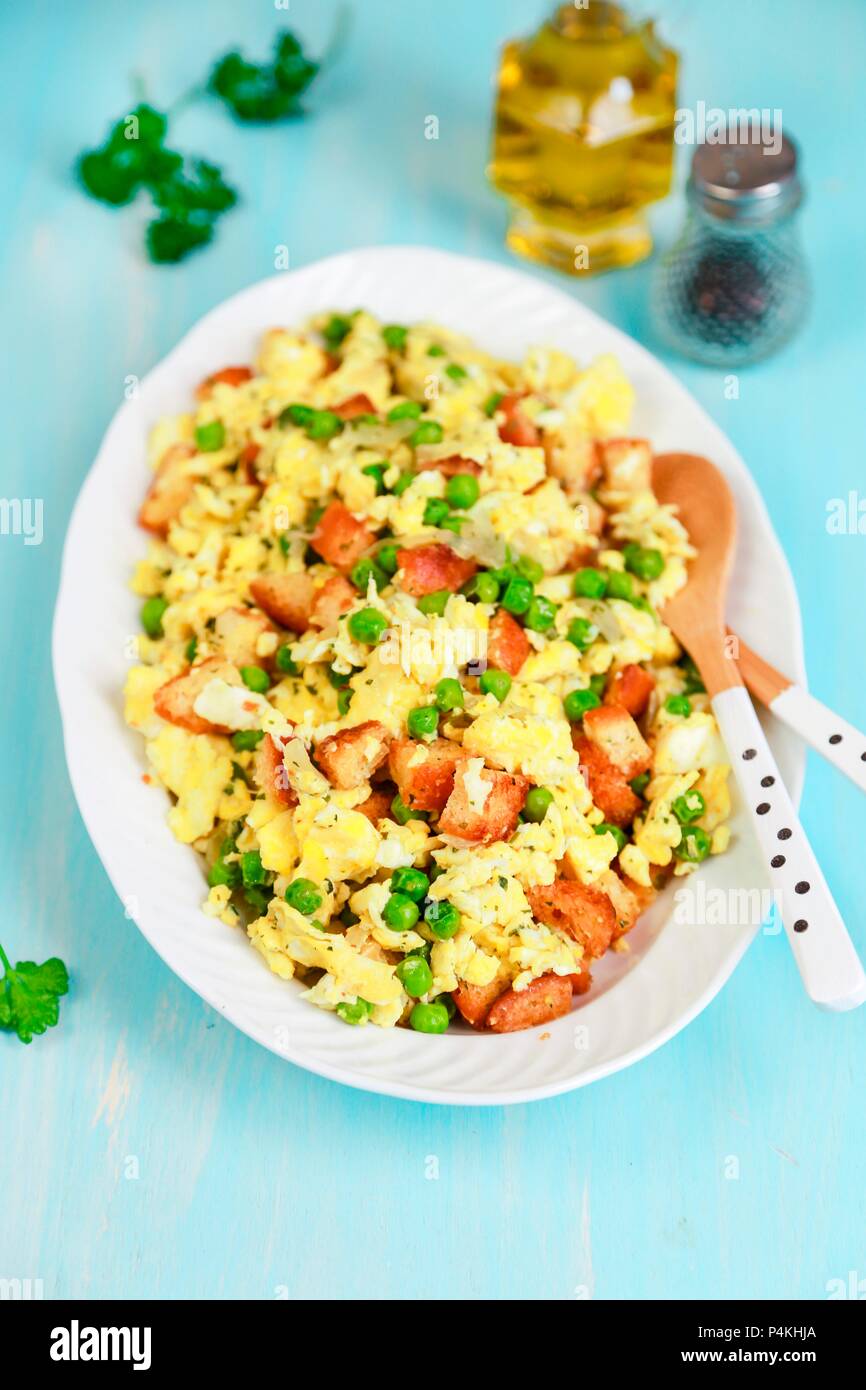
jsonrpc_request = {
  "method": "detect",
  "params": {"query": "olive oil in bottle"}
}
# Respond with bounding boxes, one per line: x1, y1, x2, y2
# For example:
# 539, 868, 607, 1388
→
489, 2, 678, 276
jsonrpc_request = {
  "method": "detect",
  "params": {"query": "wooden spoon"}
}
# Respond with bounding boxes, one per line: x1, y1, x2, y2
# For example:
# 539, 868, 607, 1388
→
652, 451, 866, 1011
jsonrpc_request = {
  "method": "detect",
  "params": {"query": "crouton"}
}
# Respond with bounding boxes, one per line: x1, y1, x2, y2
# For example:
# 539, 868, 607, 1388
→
496, 391, 541, 448
333, 393, 376, 420
605, 663, 655, 718
596, 869, 642, 939
314, 721, 391, 790
249, 573, 315, 633
543, 427, 601, 495
395, 543, 477, 598
574, 735, 643, 828
438, 764, 528, 844
254, 734, 297, 807
153, 657, 237, 735
356, 788, 394, 823
583, 704, 651, 779
527, 879, 616, 959
309, 500, 375, 572
138, 443, 196, 535
195, 365, 253, 400
487, 608, 531, 677
388, 737, 469, 813
565, 962, 593, 995
486, 974, 572, 1033
597, 438, 652, 493
452, 977, 507, 1029
416, 455, 482, 478
214, 607, 274, 668
310, 575, 357, 629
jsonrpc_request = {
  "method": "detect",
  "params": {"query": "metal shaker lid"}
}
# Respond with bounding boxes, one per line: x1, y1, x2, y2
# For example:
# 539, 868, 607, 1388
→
689, 130, 802, 223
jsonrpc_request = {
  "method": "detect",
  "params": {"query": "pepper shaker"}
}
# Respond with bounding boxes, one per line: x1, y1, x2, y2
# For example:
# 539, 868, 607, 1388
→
652, 130, 809, 366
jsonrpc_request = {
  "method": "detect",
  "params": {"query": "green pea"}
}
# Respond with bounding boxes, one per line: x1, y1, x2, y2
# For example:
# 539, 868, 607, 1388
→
594, 822, 627, 852
390, 793, 415, 825
396, 955, 434, 998
409, 1001, 450, 1034
525, 595, 558, 632
524, 787, 553, 823
624, 543, 665, 582
241, 850, 266, 886
445, 473, 480, 510
417, 589, 449, 617
605, 571, 634, 602
195, 420, 225, 452
337, 688, 353, 716
681, 654, 706, 695
275, 644, 299, 675
336, 998, 374, 1026
388, 400, 423, 422
424, 899, 460, 940
327, 665, 351, 689
232, 729, 265, 751
244, 885, 272, 915
185, 635, 198, 663
361, 462, 387, 495
383, 892, 420, 932
440, 993, 457, 1020
439, 514, 464, 535
630, 771, 650, 797
483, 391, 504, 417
323, 313, 352, 349
408, 705, 439, 740
392, 471, 415, 496
382, 324, 408, 350
445, 363, 468, 382
589, 673, 607, 697
566, 617, 599, 651
349, 413, 380, 428
408, 420, 444, 448
140, 596, 168, 639
308, 410, 344, 441
465, 571, 500, 604
279, 403, 316, 429
564, 688, 601, 722
278, 534, 291, 557
377, 543, 399, 574
665, 694, 692, 717
479, 668, 511, 703
423, 497, 451, 528
516, 555, 545, 584
285, 878, 322, 915
502, 576, 533, 615
240, 665, 270, 693
427, 344, 446, 357
672, 790, 706, 824
572, 567, 607, 599
351, 556, 387, 591
676, 826, 712, 863
348, 607, 389, 644
434, 678, 464, 712
390, 866, 430, 901
207, 856, 240, 890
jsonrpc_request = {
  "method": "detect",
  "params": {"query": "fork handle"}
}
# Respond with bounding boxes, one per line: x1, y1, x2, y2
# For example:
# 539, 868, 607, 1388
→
734, 636, 866, 795
712, 687, 866, 1012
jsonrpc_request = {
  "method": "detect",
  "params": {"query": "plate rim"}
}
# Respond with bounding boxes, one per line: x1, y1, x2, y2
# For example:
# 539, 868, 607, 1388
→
53, 244, 806, 1106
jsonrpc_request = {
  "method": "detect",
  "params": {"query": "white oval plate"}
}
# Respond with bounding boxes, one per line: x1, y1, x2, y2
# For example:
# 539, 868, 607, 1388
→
53, 247, 805, 1105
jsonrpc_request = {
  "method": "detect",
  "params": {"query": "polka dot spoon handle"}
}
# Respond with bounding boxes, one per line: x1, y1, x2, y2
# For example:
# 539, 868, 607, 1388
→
713, 687, 866, 1011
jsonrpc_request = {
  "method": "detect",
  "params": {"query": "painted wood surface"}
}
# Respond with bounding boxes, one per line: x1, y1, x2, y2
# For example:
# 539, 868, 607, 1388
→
1, 0, 864, 1300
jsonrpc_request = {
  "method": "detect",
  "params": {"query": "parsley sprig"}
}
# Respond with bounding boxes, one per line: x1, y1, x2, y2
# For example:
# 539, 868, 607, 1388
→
0, 940, 69, 1045
76, 26, 326, 263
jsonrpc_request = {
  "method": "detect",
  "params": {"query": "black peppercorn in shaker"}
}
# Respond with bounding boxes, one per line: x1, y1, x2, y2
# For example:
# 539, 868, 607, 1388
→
652, 129, 809, 366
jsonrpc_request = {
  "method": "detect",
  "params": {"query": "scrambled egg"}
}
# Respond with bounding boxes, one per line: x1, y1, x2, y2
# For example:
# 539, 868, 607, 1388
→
125, 310, 732, 1034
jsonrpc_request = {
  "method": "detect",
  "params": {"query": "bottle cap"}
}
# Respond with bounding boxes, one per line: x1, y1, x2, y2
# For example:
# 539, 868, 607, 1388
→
689, 129, 802, 223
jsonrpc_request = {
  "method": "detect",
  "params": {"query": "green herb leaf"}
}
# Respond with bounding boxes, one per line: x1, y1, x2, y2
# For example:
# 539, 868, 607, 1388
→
209, 30, 319, 122
0, 945, 69, 1045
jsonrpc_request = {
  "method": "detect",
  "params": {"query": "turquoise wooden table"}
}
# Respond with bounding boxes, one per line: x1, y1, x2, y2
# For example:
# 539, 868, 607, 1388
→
3, 0, 864, 1301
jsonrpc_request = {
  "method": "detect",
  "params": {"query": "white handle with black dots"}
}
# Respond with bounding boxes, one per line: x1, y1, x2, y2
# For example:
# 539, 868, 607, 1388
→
712, 687, 866, 1012
769, 686, 866, 796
